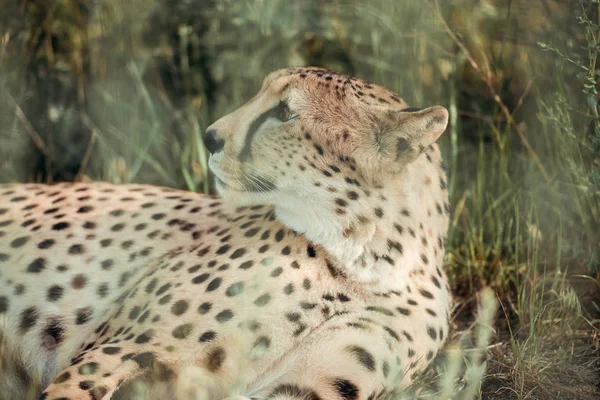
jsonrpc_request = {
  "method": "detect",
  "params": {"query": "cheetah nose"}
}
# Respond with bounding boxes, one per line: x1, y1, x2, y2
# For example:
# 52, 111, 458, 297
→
203, 128, 225, 154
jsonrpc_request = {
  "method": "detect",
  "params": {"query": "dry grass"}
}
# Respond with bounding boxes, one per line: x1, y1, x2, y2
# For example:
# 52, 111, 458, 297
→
0, 0, 599, 398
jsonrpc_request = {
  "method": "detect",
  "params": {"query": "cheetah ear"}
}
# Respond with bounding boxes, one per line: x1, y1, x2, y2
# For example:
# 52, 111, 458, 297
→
387, 106, 449, 164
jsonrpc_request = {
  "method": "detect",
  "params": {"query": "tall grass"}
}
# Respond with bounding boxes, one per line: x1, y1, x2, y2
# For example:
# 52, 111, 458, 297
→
0, 0, 598, 398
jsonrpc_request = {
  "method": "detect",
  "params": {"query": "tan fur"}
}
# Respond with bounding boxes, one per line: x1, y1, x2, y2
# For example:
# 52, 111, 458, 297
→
0, 67, 451, 399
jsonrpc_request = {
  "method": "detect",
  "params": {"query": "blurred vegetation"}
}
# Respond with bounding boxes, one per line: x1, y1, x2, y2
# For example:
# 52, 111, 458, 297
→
0, 0, 599, 398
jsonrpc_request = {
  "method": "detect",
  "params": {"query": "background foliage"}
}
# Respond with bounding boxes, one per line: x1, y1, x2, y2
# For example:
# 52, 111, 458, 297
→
0, 0, 598, 398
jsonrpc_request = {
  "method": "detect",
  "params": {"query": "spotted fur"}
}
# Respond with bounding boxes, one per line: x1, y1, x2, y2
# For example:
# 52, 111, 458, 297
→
0, 67, 451, 399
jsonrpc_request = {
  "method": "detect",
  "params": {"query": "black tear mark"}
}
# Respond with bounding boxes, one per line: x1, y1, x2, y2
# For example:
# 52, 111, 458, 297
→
239, 101, 287, 161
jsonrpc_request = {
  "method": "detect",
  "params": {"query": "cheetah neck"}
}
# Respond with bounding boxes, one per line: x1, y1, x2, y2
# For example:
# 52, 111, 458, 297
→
275, 158, 446, 290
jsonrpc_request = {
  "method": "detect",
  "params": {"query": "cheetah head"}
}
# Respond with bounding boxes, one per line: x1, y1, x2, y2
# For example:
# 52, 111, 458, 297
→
205, 67, 448, 200
204, 67, 449, 277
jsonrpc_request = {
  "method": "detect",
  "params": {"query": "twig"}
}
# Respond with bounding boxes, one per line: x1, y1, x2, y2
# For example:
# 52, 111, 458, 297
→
431, 0, 551, 184
4, 89, 51, 157
511, 79, 533, 117
491, 359, 599, 400
77, 112, 99, 181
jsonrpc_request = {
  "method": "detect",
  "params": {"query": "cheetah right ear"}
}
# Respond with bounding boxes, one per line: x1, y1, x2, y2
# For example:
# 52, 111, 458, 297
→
389, 106, 449, 164
355, 105, 449, 186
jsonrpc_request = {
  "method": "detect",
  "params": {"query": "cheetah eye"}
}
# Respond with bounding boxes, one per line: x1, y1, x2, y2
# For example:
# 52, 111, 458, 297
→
273, 101, 297, 122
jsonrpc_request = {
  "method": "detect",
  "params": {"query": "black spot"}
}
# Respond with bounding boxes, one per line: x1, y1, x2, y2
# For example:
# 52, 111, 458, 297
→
226, 282, 244, 297
0, 296, 8, 313
135, 329, 155, 344
138, 310, 151, 324
27, 257, 46, 273
10, 236, 29, 248
198, 302, 212, 314
132, 352, 155, 368
54, 371, 70, 383
245, 227, 260, 237
47, 285, 64, 301
283, 283, 294, 295
191, 273, 210, 285
76, 307, 93, 325
334, 379, 359, 400
402, 107, 423, 113
215, 309, 233, 323
230, 248, 246, 259
427, 326, 437, 341
365, 306, 393, 316
70, 274, 87, 290
38, 239, 55, 249
172, 324, 193, 339
396, 307, 410, 316
43, 318, 65, 346
199, 331, 217, 343
307, 246, 316, 257
303, 278, 311, 290
156, 283, 172, 296
420, 289, 434, 299
102, 346, 121, 355
254, 336, 271, 350
205, 347, 226, 372
79, 380, 94, 390
68, 244, 84, 255
347, 346, 376, 372
111, 223, 125, 232
171, 300, 189, 315
52, 222, 70, 230
383, 326, 400, 342
216, 244, 230, 255
206, 277, 222, 291
97, 283, 109, 298
83, 221, 96, 229
20, 307, 38, 332
254, 293, 271, 307
158, 294, 172, 305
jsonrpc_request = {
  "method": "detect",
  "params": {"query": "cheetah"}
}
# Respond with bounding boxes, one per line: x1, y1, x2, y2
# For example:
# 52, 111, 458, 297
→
0, 67, 451, 400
